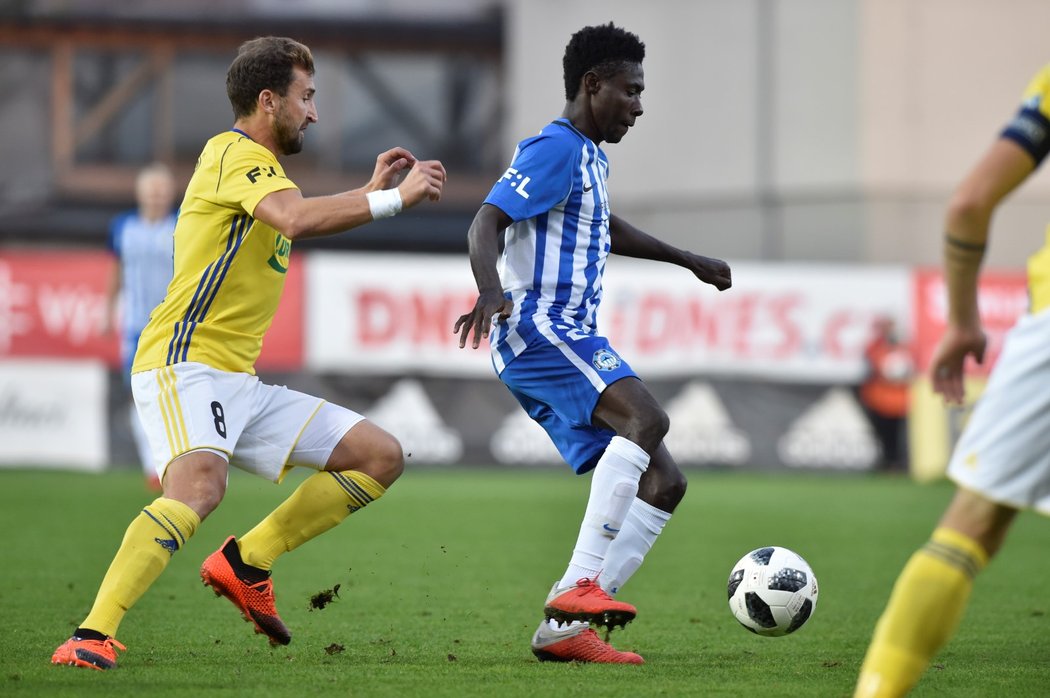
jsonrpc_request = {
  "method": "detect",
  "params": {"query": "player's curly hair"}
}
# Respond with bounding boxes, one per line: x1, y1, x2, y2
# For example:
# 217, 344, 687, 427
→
562, 23, 645, 101
226, 37, 315, 119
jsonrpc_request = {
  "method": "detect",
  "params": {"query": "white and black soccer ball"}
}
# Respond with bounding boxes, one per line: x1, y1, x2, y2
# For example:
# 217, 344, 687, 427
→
727, 546, 818, 637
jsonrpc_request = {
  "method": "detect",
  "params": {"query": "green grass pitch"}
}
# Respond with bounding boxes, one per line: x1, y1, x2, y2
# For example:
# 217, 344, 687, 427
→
2, 467, 1048, 697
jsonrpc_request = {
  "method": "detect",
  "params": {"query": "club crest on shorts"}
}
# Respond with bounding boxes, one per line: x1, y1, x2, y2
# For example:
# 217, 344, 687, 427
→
592, 348, 621, 372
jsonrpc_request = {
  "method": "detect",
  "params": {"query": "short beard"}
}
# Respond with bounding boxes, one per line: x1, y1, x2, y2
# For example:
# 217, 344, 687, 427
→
272, 105, 304, 155
275, 124, 304, 156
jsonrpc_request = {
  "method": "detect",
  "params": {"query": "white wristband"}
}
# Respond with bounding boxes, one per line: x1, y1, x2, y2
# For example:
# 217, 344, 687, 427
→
366, 188, 403, 220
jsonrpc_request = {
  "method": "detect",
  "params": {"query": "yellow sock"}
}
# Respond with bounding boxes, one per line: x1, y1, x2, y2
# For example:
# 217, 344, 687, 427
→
238, 470, 385, 571
855, 527, 988, 697
81, 498, 200, 638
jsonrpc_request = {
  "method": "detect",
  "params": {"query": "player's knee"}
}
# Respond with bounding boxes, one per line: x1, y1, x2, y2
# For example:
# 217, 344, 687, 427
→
178, 474, 225, 519
654, 409, 671, 441
367, 434, 405, 488
667, 465, 687, 494
191, 484, 226, 520
639, 460, 686, 512
632, 408, 669, 452
657, 468, 687, 509
164, 451, 227, 519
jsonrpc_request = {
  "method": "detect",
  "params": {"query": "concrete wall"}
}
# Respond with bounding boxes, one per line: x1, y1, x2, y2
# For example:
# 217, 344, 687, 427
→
860, 0, 1050, 267
504, 0, 1050, 267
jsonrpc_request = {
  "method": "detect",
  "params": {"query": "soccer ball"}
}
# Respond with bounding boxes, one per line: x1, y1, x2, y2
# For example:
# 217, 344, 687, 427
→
727, 546, 818, 636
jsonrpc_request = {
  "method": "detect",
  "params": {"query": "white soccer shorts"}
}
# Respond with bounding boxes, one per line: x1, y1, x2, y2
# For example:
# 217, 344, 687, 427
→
131, 362, 364, 483
947, 309, 1050, 515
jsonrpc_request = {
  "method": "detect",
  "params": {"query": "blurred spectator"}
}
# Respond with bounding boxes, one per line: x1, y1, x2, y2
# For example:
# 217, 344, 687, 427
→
103, 163, 177, 491
859, 315, 914, 472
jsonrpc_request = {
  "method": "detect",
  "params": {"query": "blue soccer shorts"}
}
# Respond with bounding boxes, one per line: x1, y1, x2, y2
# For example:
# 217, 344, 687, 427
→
497, 329, 637, 474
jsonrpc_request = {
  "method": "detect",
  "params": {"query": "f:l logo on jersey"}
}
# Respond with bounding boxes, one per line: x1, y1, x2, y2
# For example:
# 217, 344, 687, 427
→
497, 167, 532, 199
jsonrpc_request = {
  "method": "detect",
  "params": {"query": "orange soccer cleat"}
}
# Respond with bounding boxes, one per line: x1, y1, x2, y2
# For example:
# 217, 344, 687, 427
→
51, 635, 126, 670
200, 536, 291, 646
543, 577, 637, 629
531, 621, 644, 664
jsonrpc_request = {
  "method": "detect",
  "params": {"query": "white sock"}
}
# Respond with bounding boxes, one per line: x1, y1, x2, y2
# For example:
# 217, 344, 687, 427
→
599, 497, 672, 595
558, 436, 649, 588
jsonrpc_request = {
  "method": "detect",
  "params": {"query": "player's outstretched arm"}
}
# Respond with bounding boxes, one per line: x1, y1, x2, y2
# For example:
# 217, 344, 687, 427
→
931, 137, 1034, 403
252, 148, 446, 240
454, 203, 513, 349
609, 214, 731, 291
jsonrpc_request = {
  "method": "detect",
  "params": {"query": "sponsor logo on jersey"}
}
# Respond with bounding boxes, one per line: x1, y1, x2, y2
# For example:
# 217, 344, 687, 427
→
267, 232, 291, 273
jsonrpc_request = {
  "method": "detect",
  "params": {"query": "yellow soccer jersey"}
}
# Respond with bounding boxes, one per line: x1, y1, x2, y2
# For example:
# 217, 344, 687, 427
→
1002, 65, 1050, 313
133, 130, 298, 374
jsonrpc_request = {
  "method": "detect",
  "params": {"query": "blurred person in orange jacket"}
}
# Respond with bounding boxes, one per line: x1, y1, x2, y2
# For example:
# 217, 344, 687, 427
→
859, 315, 913, 472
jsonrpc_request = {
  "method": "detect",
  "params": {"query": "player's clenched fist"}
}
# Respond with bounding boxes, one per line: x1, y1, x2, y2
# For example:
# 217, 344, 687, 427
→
399, 160, 446, 205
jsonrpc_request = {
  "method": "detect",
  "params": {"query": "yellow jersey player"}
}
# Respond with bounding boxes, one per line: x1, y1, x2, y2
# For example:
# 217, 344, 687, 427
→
52, 36, 445, 670
855, 65, 1050, 696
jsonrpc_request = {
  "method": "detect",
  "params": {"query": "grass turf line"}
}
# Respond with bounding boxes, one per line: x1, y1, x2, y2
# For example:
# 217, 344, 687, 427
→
1, 467, 1048, 697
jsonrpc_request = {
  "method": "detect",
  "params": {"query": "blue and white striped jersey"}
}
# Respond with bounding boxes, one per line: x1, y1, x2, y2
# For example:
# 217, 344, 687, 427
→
484, 118, 612, 373
109, 210, 176, 339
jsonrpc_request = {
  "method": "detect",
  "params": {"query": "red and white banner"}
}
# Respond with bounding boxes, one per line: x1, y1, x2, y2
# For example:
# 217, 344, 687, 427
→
912, 268, 1028, 377
0, 250, 305, 371
5, 250, 1027, 385
306, 254, 912, 382
0, 251, 119, 364
306, 253, 481, 374
601, 260, 911, 381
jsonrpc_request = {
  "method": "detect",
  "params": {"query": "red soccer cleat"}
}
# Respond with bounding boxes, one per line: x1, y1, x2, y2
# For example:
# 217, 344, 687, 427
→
51, 635, 126, 670
543, 577, 637, 629
531, 621, 644, 664
200, 536, 291, 646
